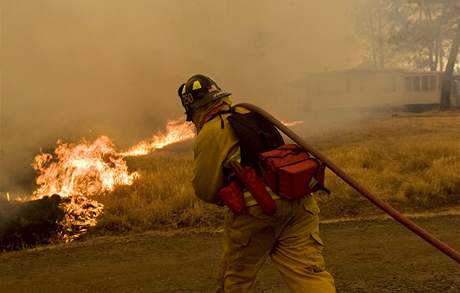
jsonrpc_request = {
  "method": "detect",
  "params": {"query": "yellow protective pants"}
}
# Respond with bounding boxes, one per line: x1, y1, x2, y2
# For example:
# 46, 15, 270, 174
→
218, 196, 336, 293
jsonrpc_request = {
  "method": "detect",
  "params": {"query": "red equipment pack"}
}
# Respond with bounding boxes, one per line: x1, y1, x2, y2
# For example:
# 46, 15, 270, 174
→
229, 161, 276, 215
217, 180, 246, 215
258, 144, 327, 199
216, 108, 327, 214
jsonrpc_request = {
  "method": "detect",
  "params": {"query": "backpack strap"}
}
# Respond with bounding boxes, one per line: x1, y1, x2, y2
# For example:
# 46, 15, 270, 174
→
226, 110, 284, 168
203, 103, 234, 129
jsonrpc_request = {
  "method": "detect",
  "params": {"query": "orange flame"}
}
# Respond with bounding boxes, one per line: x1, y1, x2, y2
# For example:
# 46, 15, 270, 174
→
121, 119, 195, 157
32, 120, 194, 199
282, 120, 304, 127
32, 136, 138, 199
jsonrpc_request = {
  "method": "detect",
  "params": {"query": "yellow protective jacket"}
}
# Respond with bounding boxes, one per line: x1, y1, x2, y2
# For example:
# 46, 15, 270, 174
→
192, 102, 243, 204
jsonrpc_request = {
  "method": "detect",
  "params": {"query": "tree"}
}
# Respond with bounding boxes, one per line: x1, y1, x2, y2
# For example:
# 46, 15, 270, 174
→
354, 0, 460, 109
354, 0, 459, 72
353, 0, 394, 69
386, 0, 450, 71
440, 7, 460, 110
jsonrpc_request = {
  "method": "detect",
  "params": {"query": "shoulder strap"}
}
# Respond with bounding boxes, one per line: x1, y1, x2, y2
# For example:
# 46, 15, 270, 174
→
226, 109, 284, 168
202, 102, 235, 129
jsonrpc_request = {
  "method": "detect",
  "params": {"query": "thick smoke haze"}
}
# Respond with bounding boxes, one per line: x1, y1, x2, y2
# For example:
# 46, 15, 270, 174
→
1, 0, 359, 194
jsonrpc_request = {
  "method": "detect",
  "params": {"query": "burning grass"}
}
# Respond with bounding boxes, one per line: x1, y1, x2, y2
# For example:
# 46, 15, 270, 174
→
92, 112, 460, 234
31, 119, 195, 201
1, 119, 195, 248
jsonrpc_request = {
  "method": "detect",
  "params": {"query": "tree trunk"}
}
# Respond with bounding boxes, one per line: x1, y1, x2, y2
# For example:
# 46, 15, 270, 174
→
440, 19, 460, 111
427, 4, 437, 71
429, 43, 435, 71
440, 38, 445, 71
377, 1, 385, 69
368, 10, 378, 68
434, 37, 439, 71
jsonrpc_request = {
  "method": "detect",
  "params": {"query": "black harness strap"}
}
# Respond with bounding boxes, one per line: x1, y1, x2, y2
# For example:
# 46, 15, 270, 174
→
226, 108, 284, 169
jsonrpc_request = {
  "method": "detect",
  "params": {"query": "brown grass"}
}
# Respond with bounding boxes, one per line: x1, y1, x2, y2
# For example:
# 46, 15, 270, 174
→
93, 112, 460, 234
94, 152, 221, 233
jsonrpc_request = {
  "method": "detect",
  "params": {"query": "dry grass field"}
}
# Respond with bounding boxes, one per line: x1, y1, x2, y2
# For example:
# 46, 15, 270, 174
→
93, 112, 460, 234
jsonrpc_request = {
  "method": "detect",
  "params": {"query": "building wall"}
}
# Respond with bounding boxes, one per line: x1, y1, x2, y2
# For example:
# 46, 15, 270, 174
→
304, 70, 459, 110
306, 70, 405, 109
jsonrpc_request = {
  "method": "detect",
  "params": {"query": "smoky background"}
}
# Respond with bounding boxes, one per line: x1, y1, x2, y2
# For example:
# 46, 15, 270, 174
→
0, 0, 360, 196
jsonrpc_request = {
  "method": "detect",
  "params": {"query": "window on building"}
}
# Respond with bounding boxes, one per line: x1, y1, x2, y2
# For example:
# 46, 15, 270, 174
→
413, 76, 421, 92
405, 77, 412, 92
422, 76, 430, 91
455, 80, 460, 97
430, 75, 437, 91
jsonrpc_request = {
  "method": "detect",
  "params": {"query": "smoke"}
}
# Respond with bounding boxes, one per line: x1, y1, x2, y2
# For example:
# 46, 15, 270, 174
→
1, 0, 359, 195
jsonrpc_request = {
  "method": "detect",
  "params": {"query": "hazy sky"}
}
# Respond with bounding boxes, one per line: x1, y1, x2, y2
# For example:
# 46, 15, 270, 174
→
1, 0, 360, 193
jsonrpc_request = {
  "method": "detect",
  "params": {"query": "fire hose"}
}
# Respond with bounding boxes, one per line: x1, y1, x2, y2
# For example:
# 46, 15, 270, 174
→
236, 103, 460, 264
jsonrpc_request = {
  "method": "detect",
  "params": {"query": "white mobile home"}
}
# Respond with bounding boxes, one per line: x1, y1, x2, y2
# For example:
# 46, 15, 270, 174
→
302, 69, 460, 111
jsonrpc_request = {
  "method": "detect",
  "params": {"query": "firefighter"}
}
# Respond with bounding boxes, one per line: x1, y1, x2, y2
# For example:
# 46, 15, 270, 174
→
178, 74, 336, 293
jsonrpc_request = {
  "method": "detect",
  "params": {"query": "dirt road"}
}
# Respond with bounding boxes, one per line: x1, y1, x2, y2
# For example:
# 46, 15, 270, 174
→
1, 215, 459, 293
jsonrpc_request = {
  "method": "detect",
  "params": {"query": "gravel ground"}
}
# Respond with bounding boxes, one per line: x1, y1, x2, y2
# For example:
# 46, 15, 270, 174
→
1, 215, 459, 292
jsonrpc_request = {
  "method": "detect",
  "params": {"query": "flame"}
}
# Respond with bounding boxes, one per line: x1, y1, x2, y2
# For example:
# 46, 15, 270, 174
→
32, 136, 138, 199
30, 118, 195, 241
282, 120, 304, 127
121, 119, 195, 156
59, 195, 104, 243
